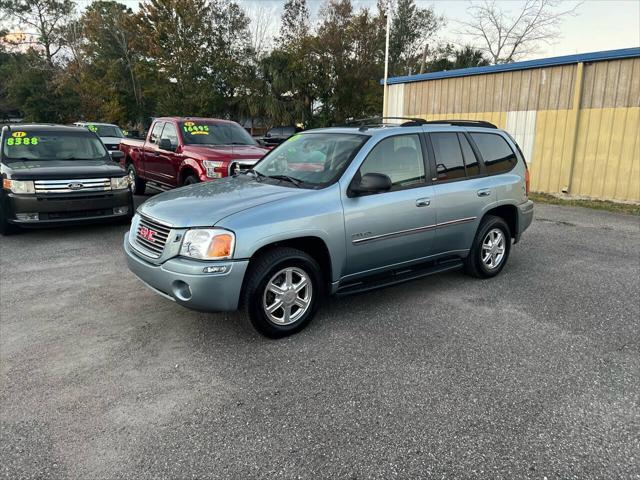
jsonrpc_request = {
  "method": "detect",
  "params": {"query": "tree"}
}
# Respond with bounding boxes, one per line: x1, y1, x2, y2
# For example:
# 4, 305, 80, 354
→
0, 0, 74, 68
427, 44, 490, 72
277, 0, 310, 46
459, 0, 582, 64
136, 0, 213, 115
386, 0, 443, 76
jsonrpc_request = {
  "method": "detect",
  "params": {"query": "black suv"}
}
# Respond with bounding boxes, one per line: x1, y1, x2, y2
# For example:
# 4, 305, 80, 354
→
1, 124, 133, 234
257, 126, 303, 147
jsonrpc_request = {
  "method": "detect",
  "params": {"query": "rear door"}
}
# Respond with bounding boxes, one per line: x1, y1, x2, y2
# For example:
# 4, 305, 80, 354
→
154, 122, 180, 187
143, 121, 165, 183
427, 131, 497, 254
342, 133, 437, 278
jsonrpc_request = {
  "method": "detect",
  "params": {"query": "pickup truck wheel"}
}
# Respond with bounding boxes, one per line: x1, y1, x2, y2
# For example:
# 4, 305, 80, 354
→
127, 164, 146, 195
243, 247, 324, 338
182, 175, 199, 186
464, 215, 511, 279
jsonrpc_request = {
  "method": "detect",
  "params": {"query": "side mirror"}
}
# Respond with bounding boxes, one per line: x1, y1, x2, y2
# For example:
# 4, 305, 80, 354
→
350, 173, 392, 195
110, 150, 124, 161
158, 138, 174, 151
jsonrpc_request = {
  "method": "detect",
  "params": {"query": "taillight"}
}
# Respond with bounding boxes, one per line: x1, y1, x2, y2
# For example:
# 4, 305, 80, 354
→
525, 168, 530, 197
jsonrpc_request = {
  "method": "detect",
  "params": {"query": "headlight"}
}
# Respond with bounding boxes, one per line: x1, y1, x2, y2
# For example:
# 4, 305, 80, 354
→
2, 179, 35, 194
202, 160, 224, 178
110, 176, 130, 190
180, 228, 235, 260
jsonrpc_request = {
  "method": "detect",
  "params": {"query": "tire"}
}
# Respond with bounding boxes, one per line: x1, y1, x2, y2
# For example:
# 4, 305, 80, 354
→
127, 163, 146, 195
0, 213, 17, 235
182, 174, 199, 186
464, 215, 511, 279
242, 247, 324, 338
0, 199, 17, 235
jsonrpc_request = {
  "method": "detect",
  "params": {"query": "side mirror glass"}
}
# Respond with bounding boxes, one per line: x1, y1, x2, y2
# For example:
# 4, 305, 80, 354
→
110, 150, 124, 161
350, 172, 392, 195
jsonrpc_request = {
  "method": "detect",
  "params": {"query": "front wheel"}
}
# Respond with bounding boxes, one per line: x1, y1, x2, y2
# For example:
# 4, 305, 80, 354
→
464, 215, 511, 278
182, 174, 199, 186
242, 247, 324, 338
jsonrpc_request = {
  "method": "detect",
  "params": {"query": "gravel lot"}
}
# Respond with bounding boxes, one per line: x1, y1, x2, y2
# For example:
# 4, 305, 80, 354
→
1, 196, 639, 479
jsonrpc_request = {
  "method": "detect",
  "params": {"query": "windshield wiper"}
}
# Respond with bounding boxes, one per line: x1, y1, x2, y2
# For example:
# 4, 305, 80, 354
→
267, 174, 303, 188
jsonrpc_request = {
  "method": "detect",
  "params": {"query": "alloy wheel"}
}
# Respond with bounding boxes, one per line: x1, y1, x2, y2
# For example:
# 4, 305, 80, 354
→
262, 267, 313, 325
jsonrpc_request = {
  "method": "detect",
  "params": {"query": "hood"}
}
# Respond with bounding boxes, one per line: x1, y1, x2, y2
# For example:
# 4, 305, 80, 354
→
138, 176, 306, 227
3, 159, 125, 180
181, 144, 268, 161
100, 136, 123, 145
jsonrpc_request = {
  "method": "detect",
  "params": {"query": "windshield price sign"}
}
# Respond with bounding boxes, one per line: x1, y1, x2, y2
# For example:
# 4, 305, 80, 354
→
183, 121, 210, 135
6, 131, 39, 146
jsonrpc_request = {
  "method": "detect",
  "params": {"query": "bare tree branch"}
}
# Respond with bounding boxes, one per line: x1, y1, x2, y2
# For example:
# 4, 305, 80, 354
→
456, 0, 583, 64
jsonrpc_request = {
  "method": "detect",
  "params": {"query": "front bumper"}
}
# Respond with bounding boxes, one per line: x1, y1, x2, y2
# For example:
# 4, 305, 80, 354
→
515, 199, 534, 242
124, 233, 249, 312
5, 190, 132, 225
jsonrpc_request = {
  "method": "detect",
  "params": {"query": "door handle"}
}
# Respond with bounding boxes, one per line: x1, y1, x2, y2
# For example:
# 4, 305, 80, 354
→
477, 189, 492, 197
415, 198, 431, 207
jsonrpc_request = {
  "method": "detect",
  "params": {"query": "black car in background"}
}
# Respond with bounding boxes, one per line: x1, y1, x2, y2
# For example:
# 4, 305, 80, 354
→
256, 125, 303, 147
0, 124, 133, 234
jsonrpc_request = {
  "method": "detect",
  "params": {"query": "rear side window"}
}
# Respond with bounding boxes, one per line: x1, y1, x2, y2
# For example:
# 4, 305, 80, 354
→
430, 132, 466, 181
149, 122, 164, 144
470, 133, 517, 174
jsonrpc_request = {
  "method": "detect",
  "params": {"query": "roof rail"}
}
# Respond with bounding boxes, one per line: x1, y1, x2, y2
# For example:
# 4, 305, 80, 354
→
424, 120, 498, 129
340, 116, 428, 130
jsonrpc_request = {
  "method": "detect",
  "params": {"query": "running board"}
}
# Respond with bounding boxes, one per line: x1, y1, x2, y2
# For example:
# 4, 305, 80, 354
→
336, 259, 463, 296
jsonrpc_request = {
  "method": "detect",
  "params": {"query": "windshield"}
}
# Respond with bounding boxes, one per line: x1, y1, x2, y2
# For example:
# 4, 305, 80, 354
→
2, 131, 109, 161
180, 121, 256, 146
252, 133, 369, 188
84, 124, 123, 138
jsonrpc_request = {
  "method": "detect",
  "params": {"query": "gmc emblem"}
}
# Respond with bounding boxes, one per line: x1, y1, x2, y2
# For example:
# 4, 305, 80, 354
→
139, 226, 157, 243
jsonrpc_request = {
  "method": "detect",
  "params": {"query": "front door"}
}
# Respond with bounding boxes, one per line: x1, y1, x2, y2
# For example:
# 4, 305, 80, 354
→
342, 133, 437, 279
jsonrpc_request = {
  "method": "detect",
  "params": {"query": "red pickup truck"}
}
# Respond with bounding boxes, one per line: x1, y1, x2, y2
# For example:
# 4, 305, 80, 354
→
119, 117, 269, 194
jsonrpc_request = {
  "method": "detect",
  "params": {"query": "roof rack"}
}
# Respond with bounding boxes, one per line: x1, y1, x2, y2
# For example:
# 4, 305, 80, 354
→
423, 120, 498, 129
339, 116, 428, 131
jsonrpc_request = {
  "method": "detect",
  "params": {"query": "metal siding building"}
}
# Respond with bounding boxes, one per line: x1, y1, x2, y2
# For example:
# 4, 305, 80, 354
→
383, 48, 640, 202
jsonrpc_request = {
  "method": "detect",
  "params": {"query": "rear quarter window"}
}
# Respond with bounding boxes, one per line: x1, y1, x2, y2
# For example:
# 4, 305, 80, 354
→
470, 133, 517, 174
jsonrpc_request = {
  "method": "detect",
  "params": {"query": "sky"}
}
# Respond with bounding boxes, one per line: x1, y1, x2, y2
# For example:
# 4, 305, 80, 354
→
70, 0, 640, 59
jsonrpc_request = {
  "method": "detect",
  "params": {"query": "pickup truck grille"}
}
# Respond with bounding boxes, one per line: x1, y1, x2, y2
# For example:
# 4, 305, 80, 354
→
34, 178, 111, 194
228, 159, 259, 176
135, 216, 171, 258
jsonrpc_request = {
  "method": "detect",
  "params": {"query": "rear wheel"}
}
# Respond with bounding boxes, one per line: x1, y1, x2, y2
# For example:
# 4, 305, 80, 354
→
464, 215, 511, 278
242, 247, 324, 338
182, 174, 199, 186
127, 163, 146, 195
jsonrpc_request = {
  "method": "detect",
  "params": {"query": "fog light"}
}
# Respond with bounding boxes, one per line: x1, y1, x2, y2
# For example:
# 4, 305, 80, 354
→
113, 206, 129, 215
171, 280, 192, 301
203, 265, 228, 274
15, 213, 39, 221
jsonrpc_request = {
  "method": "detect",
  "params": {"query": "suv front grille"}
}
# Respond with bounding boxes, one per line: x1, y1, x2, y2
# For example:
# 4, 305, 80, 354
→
34, 178, 111, 194
135, 216, 171, 258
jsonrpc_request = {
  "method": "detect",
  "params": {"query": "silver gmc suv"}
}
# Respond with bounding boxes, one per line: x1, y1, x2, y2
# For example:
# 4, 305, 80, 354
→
124, 119, 534, 337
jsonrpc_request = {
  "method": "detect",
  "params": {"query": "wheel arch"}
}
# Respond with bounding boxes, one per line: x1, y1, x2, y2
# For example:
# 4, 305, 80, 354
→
482, 204, 518, 239
179, 158, 204, 184
246, 236, 333, 288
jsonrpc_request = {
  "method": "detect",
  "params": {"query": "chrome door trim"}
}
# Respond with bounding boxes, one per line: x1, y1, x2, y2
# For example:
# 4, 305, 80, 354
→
352, 216, 476, 245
